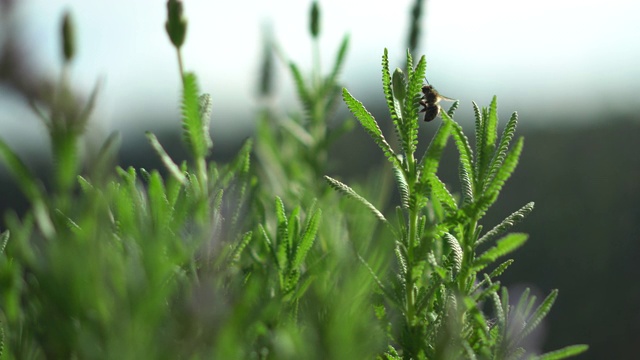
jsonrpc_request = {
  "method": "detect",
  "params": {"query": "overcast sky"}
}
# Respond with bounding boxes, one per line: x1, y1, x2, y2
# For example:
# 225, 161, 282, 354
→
1, 0, 639, 151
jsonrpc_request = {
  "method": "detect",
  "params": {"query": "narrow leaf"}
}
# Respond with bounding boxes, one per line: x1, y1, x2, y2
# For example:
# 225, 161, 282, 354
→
325, 34, 349, 92
442, 110, 475, 192
443, 232, 463, 274
342, 88, 400, 168
419, 120, 452, 185
275, 197, 289, 271
324, 175, 387, 223
531, 344, 589, 360
146, 132, 187, 184
484, 136, 524, 198
289, 62, 313, 114
198, 93, 214, 150
401, 55, 426, 156
477, 202, 534, 246
484, 111, 518, 192
475, 233, 528, 271
428, 175, 457, 213
393, 165, 410, 208
521, 289, 558, 339
292, 208, 321, 269
0, 231, 9, 255
382, 48, 402, 125
181, 72, 208, 158
231, 231, 254, 262
0, 138, 44, 202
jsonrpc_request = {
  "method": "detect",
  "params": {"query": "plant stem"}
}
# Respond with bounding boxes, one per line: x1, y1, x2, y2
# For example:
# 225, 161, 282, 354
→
405, 154, 418, 325
176, 49, 185, 86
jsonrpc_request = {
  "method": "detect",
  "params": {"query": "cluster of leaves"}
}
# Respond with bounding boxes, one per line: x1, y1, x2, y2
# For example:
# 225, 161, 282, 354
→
332, 48, 588, 359
0, 1, 587, 359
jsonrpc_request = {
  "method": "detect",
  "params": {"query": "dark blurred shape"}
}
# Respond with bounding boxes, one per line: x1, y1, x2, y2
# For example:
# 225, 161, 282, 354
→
258, 27, 275, 98
61, 10, 76, 63
0, 0, 14, 11
407, 0, 425, 53
309, 1, 320, 39
0, 0, 54, 106
165, 0, 187, 49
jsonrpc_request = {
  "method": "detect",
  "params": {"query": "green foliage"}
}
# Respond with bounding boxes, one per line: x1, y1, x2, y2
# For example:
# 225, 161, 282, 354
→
330, 49, 587, 359
0, 2, 586, 359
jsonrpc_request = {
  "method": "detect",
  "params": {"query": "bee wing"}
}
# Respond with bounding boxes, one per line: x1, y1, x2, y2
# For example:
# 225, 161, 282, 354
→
437, 94, 457, 102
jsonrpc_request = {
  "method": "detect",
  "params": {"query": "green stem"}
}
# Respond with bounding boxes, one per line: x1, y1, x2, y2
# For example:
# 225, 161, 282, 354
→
176, 49, 185, 86
406, 203, 419, 325
405, 157, 418, 325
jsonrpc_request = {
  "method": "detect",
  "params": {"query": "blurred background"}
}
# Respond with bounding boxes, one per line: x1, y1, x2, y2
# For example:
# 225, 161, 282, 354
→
1, 0, 639, 358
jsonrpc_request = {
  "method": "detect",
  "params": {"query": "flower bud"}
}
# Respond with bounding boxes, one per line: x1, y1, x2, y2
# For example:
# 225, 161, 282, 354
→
309, 1, 320, 39
392, 68, 407, 101
165, 0, 187, 49
61, 10, 76, 63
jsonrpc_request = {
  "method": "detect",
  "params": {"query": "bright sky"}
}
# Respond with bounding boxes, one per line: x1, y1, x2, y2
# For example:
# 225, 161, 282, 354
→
2, 0, 639, 151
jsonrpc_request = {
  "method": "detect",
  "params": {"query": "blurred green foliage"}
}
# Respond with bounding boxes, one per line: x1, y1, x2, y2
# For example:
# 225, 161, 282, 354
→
4, 0, 633, 359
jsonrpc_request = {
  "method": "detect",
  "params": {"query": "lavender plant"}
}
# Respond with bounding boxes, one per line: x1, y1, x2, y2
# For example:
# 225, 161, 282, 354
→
327, 49, 588, 359
0, 1, 588, 359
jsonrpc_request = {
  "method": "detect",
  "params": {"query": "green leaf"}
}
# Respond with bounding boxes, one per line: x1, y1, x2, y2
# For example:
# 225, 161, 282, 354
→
484, 111, 519, 192
475, 96, 499, 185
287, 206, 301, 259
77, 175, 94, 194
419, 120, 452, 186
0, 231, 9, 255
442, 110, 475, 196
472, 276, 501, 302
324, 176, 387, 223
521, 289, 558, 339
289, 62, 313, 114
477, 202, 534, 246
472, 259, 514, 294
357, 253, 401, 307
181, 72, 209, 159
443, 233, 463, 274
199, 94, 214, 150
471, 136, 524, 220
459, 162, 474, 206
393, 165, 410, 209
400, 54, 426, 156
325, 34, 349, 93
484, 136, 524, 199
530, 344, 589, 360
446, 100, 460, 117
492, 289, 506, 335
514, 287, 532, 321
147, 170, 171, 232
275, 196, 290, 272
0, 139, 54, 238
382, 49, 403, 127
488, 259, 514, 280
474, 233, 528, 271
259, 223, 277, 266
0, 138, 44, 202
473, 102, 483, 179
53, 209, 81, 234
231, 231, 254, 263
292, 207, 321, 269
428, 175, 457, 213
146, 132, 187, 184
89, 131, 121, 181
342, 88, 400, 168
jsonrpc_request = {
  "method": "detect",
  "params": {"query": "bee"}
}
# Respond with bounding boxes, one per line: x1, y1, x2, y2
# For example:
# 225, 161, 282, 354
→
420, 81, 455, 122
